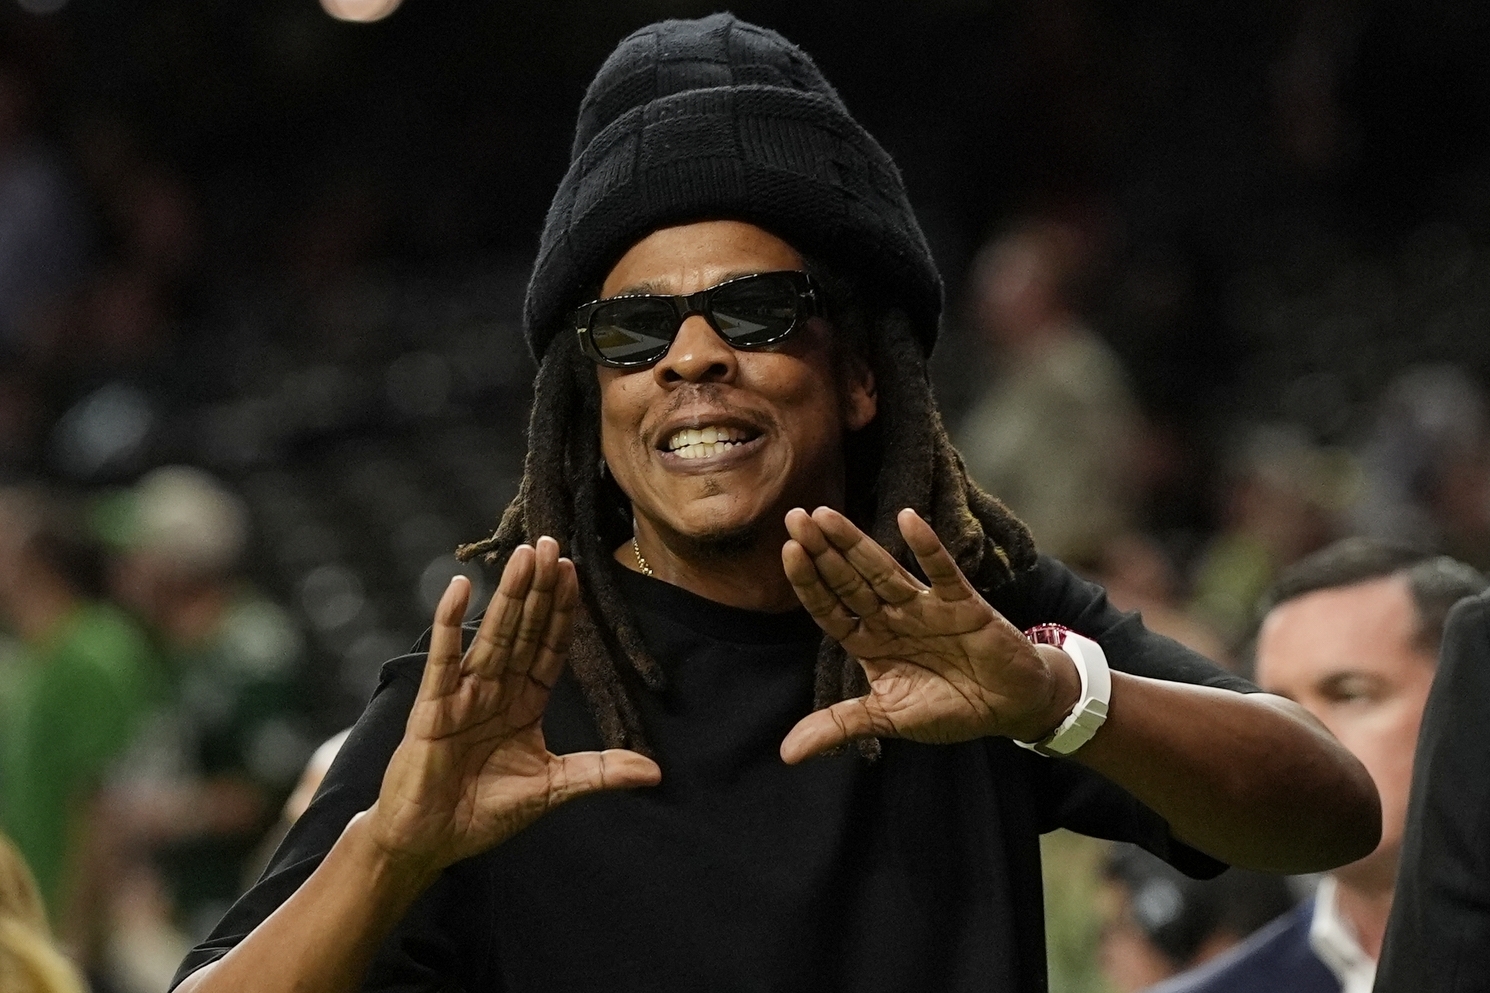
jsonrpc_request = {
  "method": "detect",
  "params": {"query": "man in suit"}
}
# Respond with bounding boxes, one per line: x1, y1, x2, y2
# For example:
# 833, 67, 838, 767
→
1153, 538, 1486, 993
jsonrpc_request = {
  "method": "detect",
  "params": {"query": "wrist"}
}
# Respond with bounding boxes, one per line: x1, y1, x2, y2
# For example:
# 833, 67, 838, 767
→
1013, 625, 1112, 757
1015, 644, 1082, 742
346, 807, 446, 897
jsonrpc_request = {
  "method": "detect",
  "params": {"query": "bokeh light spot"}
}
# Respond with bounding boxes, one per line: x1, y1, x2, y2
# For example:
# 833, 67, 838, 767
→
319, 0, 403, 23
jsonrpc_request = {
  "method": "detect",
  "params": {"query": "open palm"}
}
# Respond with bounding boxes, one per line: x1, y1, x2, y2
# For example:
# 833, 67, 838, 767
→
366, 538, 660, 874
780, 507, 1066, 762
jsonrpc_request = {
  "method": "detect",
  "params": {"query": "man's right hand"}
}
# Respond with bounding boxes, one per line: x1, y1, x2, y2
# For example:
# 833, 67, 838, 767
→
364, 536, 661, 879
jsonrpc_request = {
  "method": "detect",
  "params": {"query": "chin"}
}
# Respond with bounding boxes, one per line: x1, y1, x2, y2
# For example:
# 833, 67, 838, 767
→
1333, 839, 1400, 892
671, 518, 763, 559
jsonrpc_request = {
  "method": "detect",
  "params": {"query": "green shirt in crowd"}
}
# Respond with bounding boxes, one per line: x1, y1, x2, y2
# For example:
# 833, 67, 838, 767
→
0, 601, 160, 921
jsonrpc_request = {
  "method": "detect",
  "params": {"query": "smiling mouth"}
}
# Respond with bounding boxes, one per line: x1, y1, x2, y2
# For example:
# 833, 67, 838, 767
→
663, 424, 761, 460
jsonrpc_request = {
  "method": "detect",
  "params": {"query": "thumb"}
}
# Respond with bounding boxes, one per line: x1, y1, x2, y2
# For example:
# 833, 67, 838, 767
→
546, 750, 662, 807
780, 697, 883, 765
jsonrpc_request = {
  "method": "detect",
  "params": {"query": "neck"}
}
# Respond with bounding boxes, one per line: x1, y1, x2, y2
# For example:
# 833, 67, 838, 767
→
1331, 872, 1395, 961
618, 523, 802, 612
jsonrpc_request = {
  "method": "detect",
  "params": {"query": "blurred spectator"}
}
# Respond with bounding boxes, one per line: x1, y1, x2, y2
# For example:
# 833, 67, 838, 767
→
1189, 425, 1347, 650
1099, 844, 1295, 992
0, 829, 87, 993
1091, 533, 1229, 668
1354, 365, 1490, 570
19, 113, 204, 437
278, 175, 393, 362
1040, 829, 1111, 993
1154, 539, 1488, 993
279, 728, 349, 828
955, 215, 1142, 568
0, 485, 162, 959
1051, 533, 1232, 991
241, 728, 350, 890
0, 64, 90, 356
105, 466, 310, 948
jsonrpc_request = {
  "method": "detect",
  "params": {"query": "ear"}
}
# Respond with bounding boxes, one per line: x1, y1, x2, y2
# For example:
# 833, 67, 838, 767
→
841, 358, 877, 431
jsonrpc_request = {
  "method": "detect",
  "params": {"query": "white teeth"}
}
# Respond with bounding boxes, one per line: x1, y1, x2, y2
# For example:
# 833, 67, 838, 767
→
671, 437, 746, 460
666, 425, 749, 453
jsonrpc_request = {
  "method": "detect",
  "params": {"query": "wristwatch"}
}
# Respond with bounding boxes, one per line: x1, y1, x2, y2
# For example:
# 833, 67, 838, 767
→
1013, 624, 1112, 757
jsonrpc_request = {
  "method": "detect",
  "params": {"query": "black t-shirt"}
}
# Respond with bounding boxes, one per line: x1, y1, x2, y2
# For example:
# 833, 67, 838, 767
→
173, 556, 1255, 993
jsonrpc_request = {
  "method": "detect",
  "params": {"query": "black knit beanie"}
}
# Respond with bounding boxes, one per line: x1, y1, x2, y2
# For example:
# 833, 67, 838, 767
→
523, 13, 944, 361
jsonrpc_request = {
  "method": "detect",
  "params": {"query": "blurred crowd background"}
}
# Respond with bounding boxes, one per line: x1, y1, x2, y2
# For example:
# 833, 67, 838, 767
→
2, 0, 1490, 991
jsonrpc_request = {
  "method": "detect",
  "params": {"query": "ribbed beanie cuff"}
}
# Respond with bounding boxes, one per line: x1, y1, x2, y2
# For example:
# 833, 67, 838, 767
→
523, 13, 943, 361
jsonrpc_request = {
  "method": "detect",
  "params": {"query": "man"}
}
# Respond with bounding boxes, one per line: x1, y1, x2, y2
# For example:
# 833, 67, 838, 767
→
1098, 844, 1294, 992
1374, 588, 1490, 992
109, 466, 308, 935
1151, 539, 1487, 993
99, 467, 310, 992
955, 217, 1143, 569
0, 487, 161, 955
172, 15, 1378, 993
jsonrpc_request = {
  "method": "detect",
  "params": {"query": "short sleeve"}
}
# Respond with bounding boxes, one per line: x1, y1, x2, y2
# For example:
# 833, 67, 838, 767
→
992, 555, 1256, 693
992, 556, 1256, 878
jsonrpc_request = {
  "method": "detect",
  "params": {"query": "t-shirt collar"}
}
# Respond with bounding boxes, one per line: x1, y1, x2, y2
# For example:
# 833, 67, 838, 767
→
614, 565, 822, 645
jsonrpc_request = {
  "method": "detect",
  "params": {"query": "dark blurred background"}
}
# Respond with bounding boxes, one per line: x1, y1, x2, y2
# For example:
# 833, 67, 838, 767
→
3, 1, 1490, 989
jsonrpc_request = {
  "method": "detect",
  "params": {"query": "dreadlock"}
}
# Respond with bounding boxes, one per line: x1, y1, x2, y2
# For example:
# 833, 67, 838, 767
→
458, 266, 1037, 760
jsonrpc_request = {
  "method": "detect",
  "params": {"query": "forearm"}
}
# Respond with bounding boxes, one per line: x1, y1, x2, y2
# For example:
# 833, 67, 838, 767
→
1073, 672, 1381, 874
174, 809, 439, 993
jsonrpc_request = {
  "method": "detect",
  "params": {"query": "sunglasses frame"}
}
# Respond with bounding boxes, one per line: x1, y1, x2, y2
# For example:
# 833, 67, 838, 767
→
572, 270, 824, 369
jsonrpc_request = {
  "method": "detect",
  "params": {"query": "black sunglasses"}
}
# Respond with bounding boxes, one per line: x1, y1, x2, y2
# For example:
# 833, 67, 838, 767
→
572, 270, 824, 368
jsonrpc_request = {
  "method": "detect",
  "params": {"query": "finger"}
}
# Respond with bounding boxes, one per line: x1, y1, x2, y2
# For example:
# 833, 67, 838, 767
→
418, 575, 472, 700
547, 749, 662, 806
506, 536, 562, 675
783, 509, 887, 618
779, 697, 887, 764
813, 506, 928, 604
467, 543, 535, 675
782, 539, 859, 642
529, 558, 579, 692
897, 508, 976, 602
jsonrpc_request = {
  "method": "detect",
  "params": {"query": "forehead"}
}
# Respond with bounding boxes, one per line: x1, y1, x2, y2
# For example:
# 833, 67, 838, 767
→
1255, 575, 1430, 688
601, 220, 805, 298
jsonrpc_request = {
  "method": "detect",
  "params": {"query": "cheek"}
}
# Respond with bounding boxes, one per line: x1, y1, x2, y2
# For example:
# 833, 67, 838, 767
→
597, 374, 645, 461
767, 357, 849, 434
1330, 699, 1426, 819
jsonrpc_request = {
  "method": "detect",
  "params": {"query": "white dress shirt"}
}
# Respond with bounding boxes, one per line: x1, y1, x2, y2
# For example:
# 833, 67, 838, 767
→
1308, 876, 1377, 993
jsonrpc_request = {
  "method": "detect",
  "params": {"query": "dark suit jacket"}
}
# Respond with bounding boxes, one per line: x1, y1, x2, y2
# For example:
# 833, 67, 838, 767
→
1375, 591, 1490, 993
1148, 900, 1338, 993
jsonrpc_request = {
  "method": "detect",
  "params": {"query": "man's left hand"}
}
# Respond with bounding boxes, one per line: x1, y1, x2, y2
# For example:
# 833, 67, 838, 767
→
779, 506, 1078, 762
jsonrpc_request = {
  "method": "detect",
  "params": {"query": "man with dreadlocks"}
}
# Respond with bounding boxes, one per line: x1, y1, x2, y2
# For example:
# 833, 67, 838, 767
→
174, 14, 1379, 993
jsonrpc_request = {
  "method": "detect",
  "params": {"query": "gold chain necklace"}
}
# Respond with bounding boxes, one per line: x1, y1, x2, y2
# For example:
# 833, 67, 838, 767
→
631, 536, 653, 577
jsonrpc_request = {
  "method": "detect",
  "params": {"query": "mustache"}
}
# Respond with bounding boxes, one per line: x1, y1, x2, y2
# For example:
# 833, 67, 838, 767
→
660, 383, 775, 427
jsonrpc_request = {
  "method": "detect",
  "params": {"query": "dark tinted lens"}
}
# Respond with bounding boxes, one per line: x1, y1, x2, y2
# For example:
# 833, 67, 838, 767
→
588, 297, 679, 364
708, 273, 802, 346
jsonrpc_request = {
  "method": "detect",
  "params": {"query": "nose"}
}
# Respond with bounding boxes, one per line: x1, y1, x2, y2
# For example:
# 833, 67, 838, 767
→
653, 313, 736, 386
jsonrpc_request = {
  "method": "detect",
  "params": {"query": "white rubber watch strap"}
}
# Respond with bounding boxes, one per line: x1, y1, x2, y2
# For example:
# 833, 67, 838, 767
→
1014, 629, 1112, 757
